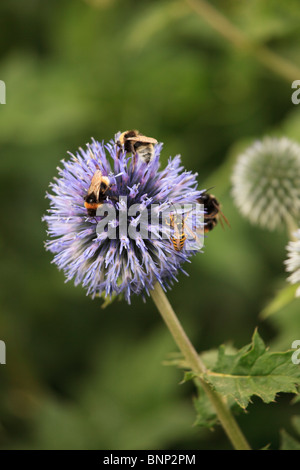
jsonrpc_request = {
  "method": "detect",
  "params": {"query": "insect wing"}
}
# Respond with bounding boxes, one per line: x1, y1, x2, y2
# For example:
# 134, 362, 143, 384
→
86, 170, 103, 201
126, 135, 158, 144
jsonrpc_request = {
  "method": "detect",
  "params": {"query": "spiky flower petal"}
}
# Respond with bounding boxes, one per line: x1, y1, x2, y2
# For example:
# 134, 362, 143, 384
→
43, 137, 204, 303
231, 137, 300, 230
285, 229, 300, 297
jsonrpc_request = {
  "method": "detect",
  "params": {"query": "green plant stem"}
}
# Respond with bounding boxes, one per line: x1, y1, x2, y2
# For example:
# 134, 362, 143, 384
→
150, 282, 251, 450
185, 0, 300, 83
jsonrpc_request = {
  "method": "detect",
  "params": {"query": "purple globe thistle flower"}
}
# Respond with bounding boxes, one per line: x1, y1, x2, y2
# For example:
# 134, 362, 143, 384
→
43, 136, 204, 303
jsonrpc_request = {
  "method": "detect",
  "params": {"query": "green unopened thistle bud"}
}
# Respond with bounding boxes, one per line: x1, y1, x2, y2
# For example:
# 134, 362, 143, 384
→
285, 229, 300, 297
231, 137, 300, 231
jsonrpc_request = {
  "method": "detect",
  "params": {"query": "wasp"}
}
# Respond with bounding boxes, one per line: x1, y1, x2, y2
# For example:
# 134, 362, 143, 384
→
169, 213, 187, 251
166, 211, 200, 252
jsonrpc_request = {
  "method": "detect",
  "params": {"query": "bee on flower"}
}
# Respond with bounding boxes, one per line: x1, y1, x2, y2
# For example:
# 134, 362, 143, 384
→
43, 135, 204, 303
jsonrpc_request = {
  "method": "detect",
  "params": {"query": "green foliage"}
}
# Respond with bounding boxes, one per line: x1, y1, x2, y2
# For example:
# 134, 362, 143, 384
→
171, 331, 300, 429
202, 331, 300, 409
193, 384, 218, 429
1, 0, 300, 450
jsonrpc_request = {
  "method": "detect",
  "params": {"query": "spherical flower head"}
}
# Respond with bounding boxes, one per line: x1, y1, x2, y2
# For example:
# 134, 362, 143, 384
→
231, 137, 300, 230
43, 137, 204, 303
285, 229, 300, 297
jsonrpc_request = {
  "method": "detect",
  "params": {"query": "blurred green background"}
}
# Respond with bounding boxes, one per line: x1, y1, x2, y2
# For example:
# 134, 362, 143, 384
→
1, 0, 300, 450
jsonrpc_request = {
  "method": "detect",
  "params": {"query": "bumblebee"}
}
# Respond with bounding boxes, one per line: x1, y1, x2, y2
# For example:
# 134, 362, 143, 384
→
197, 192, 230, 233
116, 130, 158, 164
84, 170, 111, 216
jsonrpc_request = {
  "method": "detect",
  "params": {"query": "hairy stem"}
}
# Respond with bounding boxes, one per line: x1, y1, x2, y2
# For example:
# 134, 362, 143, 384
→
150, 282, 251, 450
186, 0, 300, 83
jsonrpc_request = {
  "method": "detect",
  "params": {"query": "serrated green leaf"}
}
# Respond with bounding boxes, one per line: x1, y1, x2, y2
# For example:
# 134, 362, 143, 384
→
193, 383, 218, 429
193, 382, 241, 429
203, 330, 300, 409
165, 347, 243, 429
